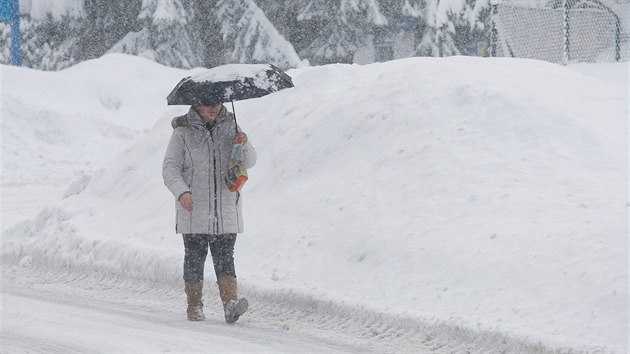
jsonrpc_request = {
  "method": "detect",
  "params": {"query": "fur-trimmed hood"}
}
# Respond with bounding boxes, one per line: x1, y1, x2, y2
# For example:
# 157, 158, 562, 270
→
171, 105, 231, 129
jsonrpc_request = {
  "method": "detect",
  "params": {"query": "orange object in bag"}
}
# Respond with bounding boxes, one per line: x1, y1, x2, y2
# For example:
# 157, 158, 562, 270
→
230, 174, 248, 192
226, 143, 248, 192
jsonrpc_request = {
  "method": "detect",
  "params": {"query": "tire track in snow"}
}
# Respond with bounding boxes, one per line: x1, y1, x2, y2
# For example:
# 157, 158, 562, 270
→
2, 264, 578, 353
2, 283, 366, 353
1, 330, 95, 354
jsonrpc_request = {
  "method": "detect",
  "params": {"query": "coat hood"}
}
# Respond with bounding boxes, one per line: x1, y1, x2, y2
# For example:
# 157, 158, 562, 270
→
171, 105, 231, 129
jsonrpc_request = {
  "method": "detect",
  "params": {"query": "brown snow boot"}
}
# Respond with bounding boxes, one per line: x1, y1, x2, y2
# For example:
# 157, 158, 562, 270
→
185, 281, 205, 321
217, 276, 248, 324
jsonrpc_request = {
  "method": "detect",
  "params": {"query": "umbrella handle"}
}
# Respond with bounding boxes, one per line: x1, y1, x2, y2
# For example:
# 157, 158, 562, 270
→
231, 100, 239, 134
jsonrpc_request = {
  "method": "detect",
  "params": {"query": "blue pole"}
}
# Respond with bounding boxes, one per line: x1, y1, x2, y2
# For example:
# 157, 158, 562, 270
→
11, 0, 21, 66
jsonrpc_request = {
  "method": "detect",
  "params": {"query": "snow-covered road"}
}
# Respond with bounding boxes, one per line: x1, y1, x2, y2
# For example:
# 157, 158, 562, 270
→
2, 266, 562, 353
2, 274, 365, 353
4, 291, 345, 353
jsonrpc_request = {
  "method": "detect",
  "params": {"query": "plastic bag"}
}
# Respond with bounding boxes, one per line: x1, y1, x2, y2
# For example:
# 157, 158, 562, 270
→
226, 143, 248, 192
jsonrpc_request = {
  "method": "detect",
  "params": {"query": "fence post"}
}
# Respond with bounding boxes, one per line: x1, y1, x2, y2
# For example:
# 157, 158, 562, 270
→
614, 13, 621, 61
562, 0, 570, 65
490, 0, 500, 57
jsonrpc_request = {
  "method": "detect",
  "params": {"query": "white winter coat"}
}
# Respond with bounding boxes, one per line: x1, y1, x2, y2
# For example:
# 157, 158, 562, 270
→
162, 106, 256, 234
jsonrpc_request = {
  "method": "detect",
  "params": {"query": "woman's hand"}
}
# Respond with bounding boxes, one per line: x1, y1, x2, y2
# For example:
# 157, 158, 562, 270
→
179, 192, 193, 212
234, 132, 248, 144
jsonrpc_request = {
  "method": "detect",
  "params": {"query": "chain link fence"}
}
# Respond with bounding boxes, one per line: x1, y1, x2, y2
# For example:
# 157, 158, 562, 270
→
491, 0, 628, 63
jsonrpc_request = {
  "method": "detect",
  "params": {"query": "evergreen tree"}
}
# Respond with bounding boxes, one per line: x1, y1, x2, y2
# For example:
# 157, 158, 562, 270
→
0, 23, 9, 63
189, 0, 226, 68
7, 0, 305, 70
78, 0, 142, 61
375, 0, 430, 57
416, 0, 439, 56
254, 0, 305, 53
397, 0, 430, 55
19, 13, 83, 70
107, 0, 202, 68
446, 0, 492, 56
296, 0, 386, 64
216, 0, 304, 69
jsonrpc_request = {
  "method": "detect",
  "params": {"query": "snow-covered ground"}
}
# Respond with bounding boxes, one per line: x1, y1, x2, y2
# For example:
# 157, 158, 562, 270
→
3, 278, 366, 353
2, 54, 628, 353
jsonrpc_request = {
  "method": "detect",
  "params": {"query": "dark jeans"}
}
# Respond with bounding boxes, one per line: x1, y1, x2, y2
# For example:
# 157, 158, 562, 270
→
183, 233, 237, 283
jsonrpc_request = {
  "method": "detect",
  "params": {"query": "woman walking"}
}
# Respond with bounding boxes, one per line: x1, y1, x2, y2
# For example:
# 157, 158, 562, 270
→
162, 102, 256, 324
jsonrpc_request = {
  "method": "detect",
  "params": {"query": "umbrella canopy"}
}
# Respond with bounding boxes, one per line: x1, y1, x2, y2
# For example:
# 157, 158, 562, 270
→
167, 63, 294, 106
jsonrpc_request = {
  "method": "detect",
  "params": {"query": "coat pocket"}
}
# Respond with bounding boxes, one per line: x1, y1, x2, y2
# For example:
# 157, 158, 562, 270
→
176, 209, 192, 234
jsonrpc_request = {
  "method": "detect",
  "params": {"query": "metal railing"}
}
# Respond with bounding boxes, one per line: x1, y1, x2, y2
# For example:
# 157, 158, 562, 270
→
491, 0, 624, 64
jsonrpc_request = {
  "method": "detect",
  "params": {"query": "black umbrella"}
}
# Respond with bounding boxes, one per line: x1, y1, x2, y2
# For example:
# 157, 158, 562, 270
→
166, 63, 294, 107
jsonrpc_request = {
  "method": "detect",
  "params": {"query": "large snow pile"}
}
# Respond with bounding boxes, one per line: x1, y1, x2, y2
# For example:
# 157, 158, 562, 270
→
1, 54, 191, 226
2, 54, 627, 351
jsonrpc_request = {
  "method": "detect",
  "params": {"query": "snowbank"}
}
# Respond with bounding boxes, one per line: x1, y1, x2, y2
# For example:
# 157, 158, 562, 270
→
2, 55, 627, 351
1, 54, 190, 226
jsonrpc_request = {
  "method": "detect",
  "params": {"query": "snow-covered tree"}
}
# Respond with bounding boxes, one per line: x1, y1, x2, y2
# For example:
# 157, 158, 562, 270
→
255, 0, 314, 57
3, 0, 304, 70
446, 0, 492, 56
216, 0, 306, 69
189, 0, 226, 68
108, 0, 201, 68
0, 23, 9, 64
415, 0, 440, 56
19, 13, 83, 70
414, 0, 489, 57
375, 0, 433, 56
78, 0, 142, 60
374, 0, 461, 58
296, 0, 387, 64
254, 0, 301, 37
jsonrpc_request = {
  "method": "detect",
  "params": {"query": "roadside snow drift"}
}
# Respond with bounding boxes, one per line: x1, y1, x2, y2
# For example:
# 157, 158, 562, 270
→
2, 54, 627, 351
1, 55, 190, 226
